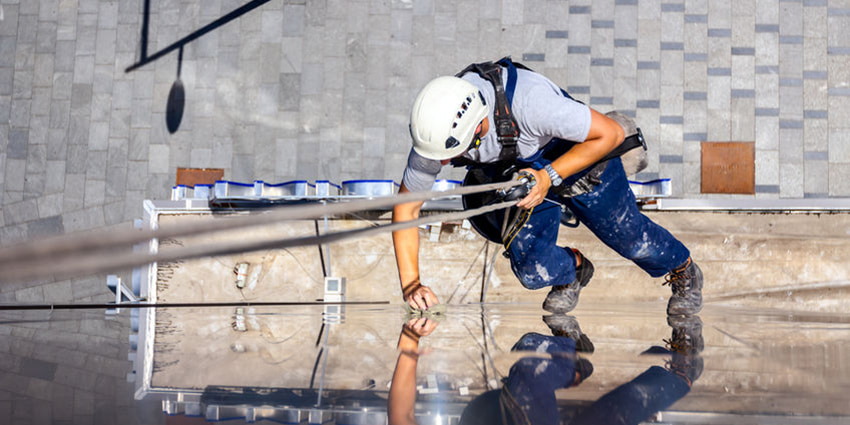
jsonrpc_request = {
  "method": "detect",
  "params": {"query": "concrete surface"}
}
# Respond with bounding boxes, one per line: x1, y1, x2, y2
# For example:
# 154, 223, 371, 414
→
155, 211, 850, 313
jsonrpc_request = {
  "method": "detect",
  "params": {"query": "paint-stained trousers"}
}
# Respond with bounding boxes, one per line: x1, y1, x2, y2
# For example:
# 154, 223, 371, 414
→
505, 157, 690, 290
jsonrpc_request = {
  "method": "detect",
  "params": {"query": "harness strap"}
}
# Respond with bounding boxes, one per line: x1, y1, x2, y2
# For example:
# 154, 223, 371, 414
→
500, 58, 519, 109
456, 58, 521, 163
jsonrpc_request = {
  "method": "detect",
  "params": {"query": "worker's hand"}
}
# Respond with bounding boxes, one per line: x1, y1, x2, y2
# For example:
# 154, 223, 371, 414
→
404, 283, 440, 311
516, 168, 551, 210
405, 317, 439, 338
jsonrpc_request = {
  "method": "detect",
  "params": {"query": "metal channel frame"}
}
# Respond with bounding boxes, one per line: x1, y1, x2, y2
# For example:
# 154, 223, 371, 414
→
135, 199, 219, 401
656, 198, 850, 211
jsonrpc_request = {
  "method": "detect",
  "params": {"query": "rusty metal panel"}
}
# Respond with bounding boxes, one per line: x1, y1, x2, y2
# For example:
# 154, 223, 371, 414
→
701, 142, 755, 194
176, 167, 224, 187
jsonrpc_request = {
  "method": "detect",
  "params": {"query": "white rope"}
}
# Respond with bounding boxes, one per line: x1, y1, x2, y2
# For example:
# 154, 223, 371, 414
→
0, 184, 520, 283
0, 181, 518, 266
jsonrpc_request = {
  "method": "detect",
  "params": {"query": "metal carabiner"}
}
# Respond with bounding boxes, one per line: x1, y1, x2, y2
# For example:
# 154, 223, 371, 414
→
497, 171, 536, 202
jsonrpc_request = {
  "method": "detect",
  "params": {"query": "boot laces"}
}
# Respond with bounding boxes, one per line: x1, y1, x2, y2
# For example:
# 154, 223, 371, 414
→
663, 335, 690, 353
663, 265, 692, 296
663, 335, 695, 386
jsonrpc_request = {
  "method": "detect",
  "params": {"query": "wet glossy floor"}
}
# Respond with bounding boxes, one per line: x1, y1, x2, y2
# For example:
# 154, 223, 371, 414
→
3, 302, 848, 424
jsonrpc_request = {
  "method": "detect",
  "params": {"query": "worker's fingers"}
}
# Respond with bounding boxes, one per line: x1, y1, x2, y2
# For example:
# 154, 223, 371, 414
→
421, 286, 439, 308
516, 168, 550, 210
407, 285, 440, 311
407, 317, 427, 330
517, 183, 547, 209
420, 318, 438, 335
405, 317, 437, 337
517, 189, 542, 209
407, 295, 423, 311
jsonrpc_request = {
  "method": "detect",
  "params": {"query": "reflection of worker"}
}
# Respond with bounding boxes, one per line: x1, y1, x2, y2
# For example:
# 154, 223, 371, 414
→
461, 315, 704, 425
458, 315, 593, 425
392, 58, 702, 316
569, 315, 704, 425
387, 314, 703, 425
468, 332, 594, 425
387, 314, 593, 425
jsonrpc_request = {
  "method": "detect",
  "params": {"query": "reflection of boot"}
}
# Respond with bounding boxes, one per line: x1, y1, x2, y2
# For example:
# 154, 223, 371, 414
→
665, 315, 704, 354
543, 250, 594, 313
665, 314, 704, 386
574, 357, 594, 385
664, 257, 704, 315
543, 313, 595, 353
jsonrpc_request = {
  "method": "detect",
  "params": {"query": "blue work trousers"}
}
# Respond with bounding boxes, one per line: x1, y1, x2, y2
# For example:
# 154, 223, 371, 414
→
506, 157, 690, 290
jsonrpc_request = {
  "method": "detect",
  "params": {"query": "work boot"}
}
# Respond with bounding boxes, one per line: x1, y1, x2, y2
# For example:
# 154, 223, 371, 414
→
542, 250, 594, 314
543, 314, 595, 353
664, 257, 703, 315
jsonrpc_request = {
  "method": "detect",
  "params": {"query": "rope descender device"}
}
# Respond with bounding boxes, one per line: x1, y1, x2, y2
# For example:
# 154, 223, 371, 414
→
497, 171, 536, 202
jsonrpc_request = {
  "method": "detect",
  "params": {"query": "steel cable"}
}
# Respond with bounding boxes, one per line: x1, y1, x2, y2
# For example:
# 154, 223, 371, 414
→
0, 300, 389, 311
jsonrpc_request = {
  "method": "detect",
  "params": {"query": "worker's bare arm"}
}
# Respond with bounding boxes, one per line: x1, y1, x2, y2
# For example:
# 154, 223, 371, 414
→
516, 108, 625, 209
392, 184, 440, 310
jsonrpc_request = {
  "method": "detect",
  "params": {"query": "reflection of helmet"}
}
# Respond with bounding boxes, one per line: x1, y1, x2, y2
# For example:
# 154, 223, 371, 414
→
410, 76, 489, 160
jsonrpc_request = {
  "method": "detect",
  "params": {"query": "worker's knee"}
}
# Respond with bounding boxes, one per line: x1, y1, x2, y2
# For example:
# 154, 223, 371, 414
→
512, 259, 558, 290
618, 237, 657, 262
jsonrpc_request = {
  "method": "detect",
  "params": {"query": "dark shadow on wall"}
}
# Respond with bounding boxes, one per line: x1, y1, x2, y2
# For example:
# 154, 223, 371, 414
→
140, 0, 150, 61
166, 47, 185, 134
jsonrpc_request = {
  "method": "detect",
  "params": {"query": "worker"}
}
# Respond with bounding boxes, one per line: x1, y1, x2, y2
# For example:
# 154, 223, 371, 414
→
392, 58, 702, 315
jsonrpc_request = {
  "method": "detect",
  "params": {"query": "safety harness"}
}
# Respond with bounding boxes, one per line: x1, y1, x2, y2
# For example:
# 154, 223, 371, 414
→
456, 57, 649, 242
454, 56, 647, 168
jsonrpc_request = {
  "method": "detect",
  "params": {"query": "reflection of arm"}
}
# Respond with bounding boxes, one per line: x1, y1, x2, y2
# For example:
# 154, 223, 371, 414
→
388, 329, 421, 425
392, 183, 424, 300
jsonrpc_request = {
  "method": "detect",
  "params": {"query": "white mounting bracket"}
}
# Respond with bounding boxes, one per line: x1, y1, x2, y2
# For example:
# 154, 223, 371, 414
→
106, 275, 141, 315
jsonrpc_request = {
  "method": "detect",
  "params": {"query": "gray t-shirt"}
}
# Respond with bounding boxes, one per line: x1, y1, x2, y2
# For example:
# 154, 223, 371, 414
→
401, 67, 592, 192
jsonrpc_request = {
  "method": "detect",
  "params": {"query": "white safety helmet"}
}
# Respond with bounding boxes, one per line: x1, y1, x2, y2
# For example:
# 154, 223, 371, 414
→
409, 76, 489, 160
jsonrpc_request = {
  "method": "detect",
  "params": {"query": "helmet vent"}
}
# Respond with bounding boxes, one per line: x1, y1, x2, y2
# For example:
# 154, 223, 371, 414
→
452, 92, 477, 131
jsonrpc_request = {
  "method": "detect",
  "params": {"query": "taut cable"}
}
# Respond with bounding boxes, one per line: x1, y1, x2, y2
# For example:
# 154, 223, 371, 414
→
0, 184, 521, 283
0, 181, 519, 266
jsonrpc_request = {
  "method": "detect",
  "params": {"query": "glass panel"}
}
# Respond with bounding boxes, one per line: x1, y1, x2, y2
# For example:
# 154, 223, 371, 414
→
2, 304, 849, 424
